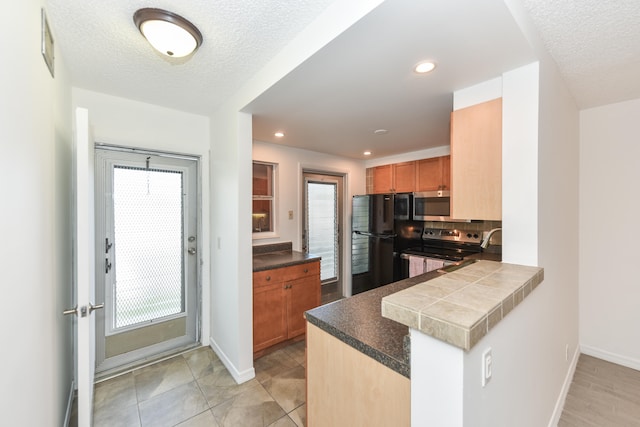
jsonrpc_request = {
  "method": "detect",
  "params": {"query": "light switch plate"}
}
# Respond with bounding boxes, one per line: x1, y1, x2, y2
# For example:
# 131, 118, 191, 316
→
288, 210, 294, 220
482, 347, 492, 387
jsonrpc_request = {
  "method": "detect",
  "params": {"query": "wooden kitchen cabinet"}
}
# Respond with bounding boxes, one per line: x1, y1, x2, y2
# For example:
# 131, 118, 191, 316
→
416, 155, 450, 191
450, 97, 502, 220
253, 261, 320, 354
306, 323, 410, 426
367, 161, 416, 194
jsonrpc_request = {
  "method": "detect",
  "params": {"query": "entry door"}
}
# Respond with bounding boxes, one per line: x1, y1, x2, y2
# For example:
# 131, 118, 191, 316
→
303, 172, 344, 297
95, 148, 199, 373
72, 107, 97, 427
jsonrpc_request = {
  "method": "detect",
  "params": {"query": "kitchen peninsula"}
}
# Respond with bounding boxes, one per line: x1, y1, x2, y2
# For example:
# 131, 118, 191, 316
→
305, 259, 543, 426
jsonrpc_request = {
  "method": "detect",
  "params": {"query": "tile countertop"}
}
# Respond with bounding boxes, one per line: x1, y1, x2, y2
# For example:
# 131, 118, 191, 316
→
382, 260, 544, 351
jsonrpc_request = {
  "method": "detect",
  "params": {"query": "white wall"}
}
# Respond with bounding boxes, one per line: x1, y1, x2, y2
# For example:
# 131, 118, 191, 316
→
208, 1, 385, 382
580, 97, 640, 369
410, 55, 580, 427
0, 0, 73, 425
72, 89, 212, 346
252, 140, 366, 294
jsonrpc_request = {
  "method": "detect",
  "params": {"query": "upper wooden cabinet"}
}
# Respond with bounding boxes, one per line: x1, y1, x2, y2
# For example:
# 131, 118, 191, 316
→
367, 162, 416, 194
416, 155, 450, 191
450, 98, 502, 220
367, 157, 450, 194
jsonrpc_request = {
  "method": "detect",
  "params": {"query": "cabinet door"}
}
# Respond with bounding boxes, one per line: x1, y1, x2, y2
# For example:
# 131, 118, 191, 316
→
287, 276, 320, 339
450, 98, 502, 220
416, 157, 442, 191
441, 155, 450, 190
253, 280, 287, 352
371, 165, 393, 194
393, 161, 416, 193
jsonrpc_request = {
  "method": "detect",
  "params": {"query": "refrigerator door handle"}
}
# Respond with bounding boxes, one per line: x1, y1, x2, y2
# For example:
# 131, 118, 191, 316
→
354, 231, 397, 239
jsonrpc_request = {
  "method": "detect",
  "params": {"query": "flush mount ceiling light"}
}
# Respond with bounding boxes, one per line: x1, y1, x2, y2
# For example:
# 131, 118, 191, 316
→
274, 132, 285, 138
363, 151, 372, 156
134, 8, 203, 58
414, 61, 437, 74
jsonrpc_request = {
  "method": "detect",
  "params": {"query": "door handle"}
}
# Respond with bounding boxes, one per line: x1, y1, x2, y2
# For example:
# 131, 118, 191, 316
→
63, 302, 104, 317
62, 306, 78, 316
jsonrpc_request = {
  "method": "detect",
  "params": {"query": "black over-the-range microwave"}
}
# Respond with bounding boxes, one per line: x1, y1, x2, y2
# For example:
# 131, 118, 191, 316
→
394, 191, 451, 221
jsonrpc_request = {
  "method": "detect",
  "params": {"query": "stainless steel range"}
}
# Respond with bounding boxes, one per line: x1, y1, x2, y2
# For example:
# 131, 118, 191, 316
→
400, 228, 483, 278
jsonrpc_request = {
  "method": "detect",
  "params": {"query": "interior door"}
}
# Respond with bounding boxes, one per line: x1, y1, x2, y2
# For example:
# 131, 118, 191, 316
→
73, 107, 97, 427
94, 148, 199, 374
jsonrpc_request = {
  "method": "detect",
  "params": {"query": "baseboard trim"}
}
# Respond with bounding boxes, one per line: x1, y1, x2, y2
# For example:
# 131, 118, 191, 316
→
63, 380, 75, 427
209, 337, 255, 384
580, 344, 640, 371
547, 346, 579, 427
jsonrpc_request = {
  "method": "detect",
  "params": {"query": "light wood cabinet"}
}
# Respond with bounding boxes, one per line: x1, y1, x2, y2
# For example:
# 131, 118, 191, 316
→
367, 161, 416, 194
416, 155, 450, 191
306, 323, 410, 426
253, 261, 320, 353
450, 97, 502, 220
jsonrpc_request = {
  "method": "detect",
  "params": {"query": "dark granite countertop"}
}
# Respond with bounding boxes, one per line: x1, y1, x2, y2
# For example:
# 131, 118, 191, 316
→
303, 252, 501, 378
305, 270, 444, 379
253, 250, 321, 272
252, 242, 321, 272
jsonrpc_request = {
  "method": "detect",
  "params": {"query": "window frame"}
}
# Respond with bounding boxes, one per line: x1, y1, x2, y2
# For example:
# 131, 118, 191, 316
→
252, 161, 278, 239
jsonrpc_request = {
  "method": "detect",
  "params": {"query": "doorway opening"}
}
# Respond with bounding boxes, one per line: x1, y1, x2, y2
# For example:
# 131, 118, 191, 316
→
94, 146, 201, 376
302, 171, 345, 304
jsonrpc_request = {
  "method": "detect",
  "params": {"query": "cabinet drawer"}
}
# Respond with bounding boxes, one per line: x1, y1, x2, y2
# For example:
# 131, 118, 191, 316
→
253, 268, 282, 288
281, 261, 320, 281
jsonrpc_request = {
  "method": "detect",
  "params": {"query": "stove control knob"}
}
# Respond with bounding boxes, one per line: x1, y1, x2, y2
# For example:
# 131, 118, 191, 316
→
473, 234, 479, 239
466, 233, 472, 238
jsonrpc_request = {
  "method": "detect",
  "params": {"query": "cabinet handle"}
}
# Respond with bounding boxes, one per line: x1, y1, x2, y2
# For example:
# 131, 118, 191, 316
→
303, 268, 308, 273
266, 276, 271, 281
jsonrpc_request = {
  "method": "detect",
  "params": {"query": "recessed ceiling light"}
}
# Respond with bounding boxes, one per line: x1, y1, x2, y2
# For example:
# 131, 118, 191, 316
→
373, 129, 388, 135
414, 61, 436, 74
274, 132, 284, 138
364, 151, 372, 156
134, 8, 203, 58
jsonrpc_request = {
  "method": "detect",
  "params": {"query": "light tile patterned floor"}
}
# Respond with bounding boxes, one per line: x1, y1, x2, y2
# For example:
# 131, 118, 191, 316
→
81, 340, 307, 427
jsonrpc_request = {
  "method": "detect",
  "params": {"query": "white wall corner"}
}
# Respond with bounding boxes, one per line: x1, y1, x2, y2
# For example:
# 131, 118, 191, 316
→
547, 345, 580, 427
209, 337, 256, 384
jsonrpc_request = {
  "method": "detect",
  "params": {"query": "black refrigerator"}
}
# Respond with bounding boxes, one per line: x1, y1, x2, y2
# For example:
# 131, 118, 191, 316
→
351, 194, 397, 295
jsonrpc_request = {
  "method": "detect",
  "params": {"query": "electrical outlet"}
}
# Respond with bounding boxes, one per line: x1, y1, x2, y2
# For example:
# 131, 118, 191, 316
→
482, 348, 492, 387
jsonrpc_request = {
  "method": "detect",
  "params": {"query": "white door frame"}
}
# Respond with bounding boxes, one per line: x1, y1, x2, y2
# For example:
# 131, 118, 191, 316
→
93, 145, 202, 375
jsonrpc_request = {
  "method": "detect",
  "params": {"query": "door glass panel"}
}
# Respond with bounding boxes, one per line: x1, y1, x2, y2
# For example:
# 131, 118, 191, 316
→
307, 182, 337, 282
112, 166, 184, 329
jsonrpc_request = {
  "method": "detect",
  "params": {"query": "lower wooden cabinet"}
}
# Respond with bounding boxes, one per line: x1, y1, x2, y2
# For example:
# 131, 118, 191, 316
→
306, 323, 410, 426
253, 261, 320, 353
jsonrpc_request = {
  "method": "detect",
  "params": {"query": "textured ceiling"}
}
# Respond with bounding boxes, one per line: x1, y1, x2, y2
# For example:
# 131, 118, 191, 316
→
46, 0, 640, 159
521, 0, 640, 109
46, 0, 336, 115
